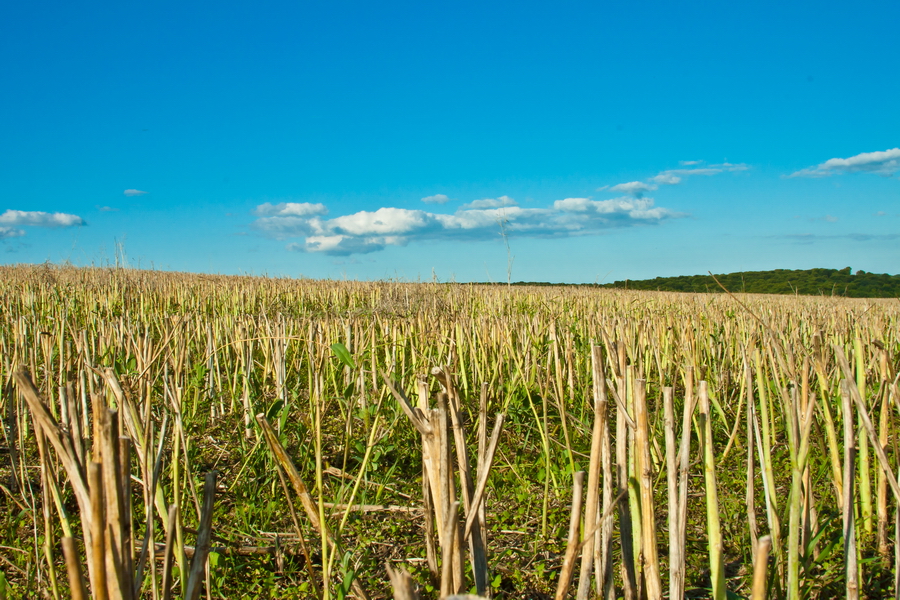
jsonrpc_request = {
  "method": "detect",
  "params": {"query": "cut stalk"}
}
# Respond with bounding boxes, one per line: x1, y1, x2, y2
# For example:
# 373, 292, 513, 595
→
576, 346, 606, 600
841, 380, 859, 600
750, 535, 772, 600
633, 379, 660, 600
699, 381, 726, 600
555, 471, 585, 600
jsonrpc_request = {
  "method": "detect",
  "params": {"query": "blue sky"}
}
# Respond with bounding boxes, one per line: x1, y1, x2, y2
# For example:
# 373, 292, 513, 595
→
1, 0, 897, 283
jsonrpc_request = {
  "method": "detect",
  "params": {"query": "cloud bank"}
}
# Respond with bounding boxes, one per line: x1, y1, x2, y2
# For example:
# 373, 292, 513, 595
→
603, 162, 749, 196
0, 210, 85, 227
0, 209, 85, 238
248, 159, 756, 256
252, 195, 684, 256
124, 189, 148, 196
789, 148, 900, 178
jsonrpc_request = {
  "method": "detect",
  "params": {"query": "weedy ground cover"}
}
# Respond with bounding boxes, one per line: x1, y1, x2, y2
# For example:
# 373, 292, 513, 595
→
0, 264, 897, 599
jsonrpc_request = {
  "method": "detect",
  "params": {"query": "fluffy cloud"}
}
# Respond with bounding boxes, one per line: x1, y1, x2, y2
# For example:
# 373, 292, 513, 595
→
605, 162, 749, 195
608, 181, 658, 198
253, 195, 683, 256
124, 189, 148, 196
650, 173, 682, 185
0, 210, 85, 228
421, 194, 450, 204
330, 207, 435, 236
651, 163, 749, 182
254, 202, 329, 217
789, 148, 900, 178
0, 226, 25, 238
459, 196, 518, 210
554, 197, 682, 220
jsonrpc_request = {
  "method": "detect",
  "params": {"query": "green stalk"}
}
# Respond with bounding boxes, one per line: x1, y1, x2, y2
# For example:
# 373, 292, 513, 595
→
841, 380, 860, 600
785, 386, 801, 600
786, 386, 814, 600
855, 336, 872, 534
814, 362, 844, 509
514, 346, 553, 539
314, 377, 331, 600
625, 366, 642, 587
550, 323, 576, 475
754, 349, 782, 579
699, 381, 726, 600
171, 426, 186, 587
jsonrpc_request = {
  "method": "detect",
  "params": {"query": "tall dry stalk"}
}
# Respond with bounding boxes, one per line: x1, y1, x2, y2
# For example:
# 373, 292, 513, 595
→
633, 379, 660, 600
841, 379, 860, 600
577, 345, 611, 600
555, 471, 585, 600
699, 381, 726, 600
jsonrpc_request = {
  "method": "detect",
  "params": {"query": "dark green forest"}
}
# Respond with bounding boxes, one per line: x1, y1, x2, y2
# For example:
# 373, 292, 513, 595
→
511, 268, 900, 298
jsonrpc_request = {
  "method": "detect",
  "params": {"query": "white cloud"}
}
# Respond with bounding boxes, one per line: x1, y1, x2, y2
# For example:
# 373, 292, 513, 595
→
252, 215, 328, 238
331, 207, 433, 236
459, 196, 518, 210
554, 196, 683, 220
421, 194, 450, 204
289, 235, 398, 255
650, 173, 682, 185
608, 181, 658, 198
254, 194, 683, 256
789, 148, 900, 178
97, 205, 118, 212
0, 226, 25, 238
606, 162, 748, 196
651, 163, 749, 183
124, 189, 147, 196
0, 210, 85, 228
253, 202, 329, 217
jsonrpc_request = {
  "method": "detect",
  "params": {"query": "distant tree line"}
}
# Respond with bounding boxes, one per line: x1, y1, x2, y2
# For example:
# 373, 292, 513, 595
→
502, 268, 900, 298
600, 267, 900, 297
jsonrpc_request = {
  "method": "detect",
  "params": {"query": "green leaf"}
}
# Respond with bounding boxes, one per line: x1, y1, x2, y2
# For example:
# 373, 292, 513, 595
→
266, 400, 285, 420
331, 342, 356, 369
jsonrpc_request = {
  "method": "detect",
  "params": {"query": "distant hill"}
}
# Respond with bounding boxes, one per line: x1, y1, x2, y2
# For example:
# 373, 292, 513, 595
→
596, 267, 900, 298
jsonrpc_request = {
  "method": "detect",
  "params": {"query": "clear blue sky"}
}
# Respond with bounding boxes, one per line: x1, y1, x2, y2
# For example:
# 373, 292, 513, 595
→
2, 0, 897, 283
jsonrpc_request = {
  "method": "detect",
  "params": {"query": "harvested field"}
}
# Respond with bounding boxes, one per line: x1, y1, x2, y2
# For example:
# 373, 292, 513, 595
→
0, 264, 898, 599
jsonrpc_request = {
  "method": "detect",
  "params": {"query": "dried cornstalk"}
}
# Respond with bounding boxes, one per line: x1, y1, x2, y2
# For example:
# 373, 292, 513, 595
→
841, 381, 859, 600
699, 381, 726, 600
633, 379, 660, 599
750, 535, 772, 600
576, 345, 607, 600
555, 471, 585, 600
